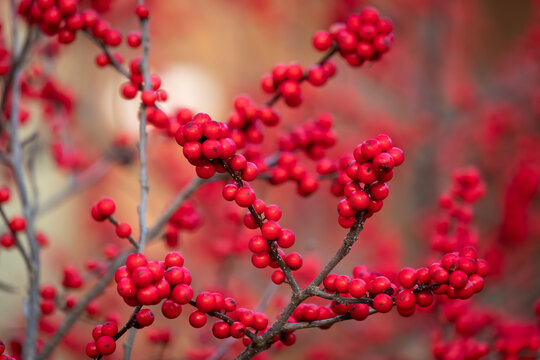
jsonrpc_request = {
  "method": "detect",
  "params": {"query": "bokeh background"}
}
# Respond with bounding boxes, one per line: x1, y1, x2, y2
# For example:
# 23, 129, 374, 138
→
1, 0, 539, 359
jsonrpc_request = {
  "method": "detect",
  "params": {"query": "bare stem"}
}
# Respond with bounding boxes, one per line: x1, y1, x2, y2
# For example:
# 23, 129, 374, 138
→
124, 3, 152, 357
307, 212, 366, 289
147, 176, 206, 239
37, 157, 113, 215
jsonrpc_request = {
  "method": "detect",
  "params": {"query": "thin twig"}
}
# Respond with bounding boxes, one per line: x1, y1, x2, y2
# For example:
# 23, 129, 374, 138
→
37, 252, 132, 360
307, 212, 366, 290
95, 306, 142, 360
0, 206, 32, 271
220, 159, 301, 295
82, 30, 130, 79
124, 3, 152, 358
37, 157, 113, 214
209, 283, 277, 360
108, 215, 139, 249
147, 177, 206, 239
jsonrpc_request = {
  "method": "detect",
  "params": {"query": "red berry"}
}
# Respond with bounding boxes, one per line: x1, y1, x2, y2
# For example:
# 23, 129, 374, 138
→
350, 303, 370, 320
277, 229, 295, 248
127, 31, 141, 47
449, 270, 468, 289
195, 292, 216, 313
141, 90, 157, 106
171, 284, 193, 305
235, 187, 256, 207
164, 266, 185, 286
230, 321, 246, 338
137, 285, 160, 305
271, 270, 285, 284
361, 139, 382, 160
101, 321, 118, 337
386, 147, 405, 166
131, 266, 153, 287
97, 198, 115, 217
0, 187, 10, 202
115, 223, 132, 238
261, 221, 282, 240
161, 299, 182, 319
135, 4, 149, 19
85, 341, 99, 358
251, 252, 270, 268
395, 290, 416, 310
126, 253, 147, 271
286, 252, 303, 270
9, 216, 26, 232
373, 293, 393, 313
349, 278, 367, 298
189, 310, 207, 328
136, 309, 155, 327
96, 336, 116, 355
212, 321, 230, 339
165, 251, 184, 268
334, 275, 350, 293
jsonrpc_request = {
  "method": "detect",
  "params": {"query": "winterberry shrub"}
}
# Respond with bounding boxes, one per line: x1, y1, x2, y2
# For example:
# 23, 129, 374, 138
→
0, 1, 539, 360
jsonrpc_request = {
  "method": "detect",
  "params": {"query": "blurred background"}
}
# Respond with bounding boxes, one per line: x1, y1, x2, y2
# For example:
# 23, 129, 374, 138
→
0, 0, 539, 359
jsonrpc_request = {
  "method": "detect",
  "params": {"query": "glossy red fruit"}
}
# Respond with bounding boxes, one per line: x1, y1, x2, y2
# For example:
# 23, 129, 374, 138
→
96, 336, 116, 355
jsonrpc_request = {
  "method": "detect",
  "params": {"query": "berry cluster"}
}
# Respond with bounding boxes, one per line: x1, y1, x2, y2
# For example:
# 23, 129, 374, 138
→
319, 246, 488, 320
266, 152, 318, 197
227, 96, 279, 149
85, 321, 118, 358
335, 134, 404, 227
313, 8, 394, 67
124, 58, 169, 128
161, 201, 203, 248
39, 284, 56, 316
62, 264, 83, 289
432, 167, 485, 252
17, 1, 128, 47
433, 300, 540, 360
397, 246, 489, 304
175, 113, 239, 179
189, 292, 268, 344
278, 113, 336, 160
90, 197, 138, 247
260, 61, 336, 108
115, 252, 193, 309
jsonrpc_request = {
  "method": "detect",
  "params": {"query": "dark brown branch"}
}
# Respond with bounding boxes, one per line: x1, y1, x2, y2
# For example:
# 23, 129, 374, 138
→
108, 215, 139, 249
219, 159, 301, 295
95, 305, 142, 360
306, 212, 366, 293
82, 31, 130, 79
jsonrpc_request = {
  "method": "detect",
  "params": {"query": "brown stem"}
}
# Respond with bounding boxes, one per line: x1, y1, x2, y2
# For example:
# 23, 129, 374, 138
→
108, 215, 139, 249
94, 306, 142, 360
219, 159, 301, 294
